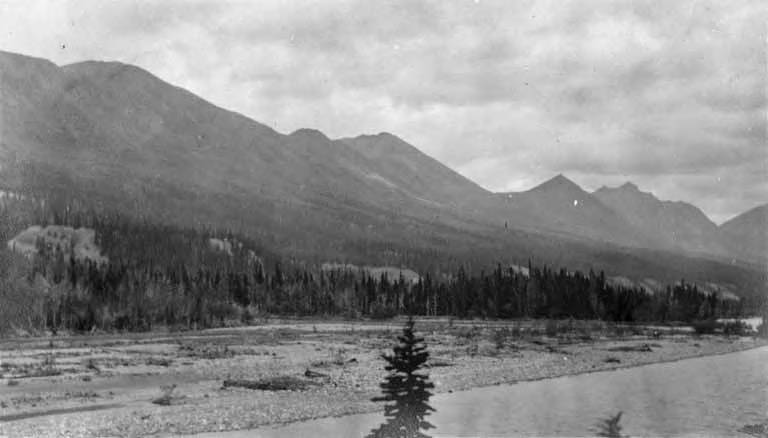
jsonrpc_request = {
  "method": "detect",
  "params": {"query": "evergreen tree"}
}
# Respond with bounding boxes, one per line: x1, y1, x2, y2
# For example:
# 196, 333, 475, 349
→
368, 317, 435, 438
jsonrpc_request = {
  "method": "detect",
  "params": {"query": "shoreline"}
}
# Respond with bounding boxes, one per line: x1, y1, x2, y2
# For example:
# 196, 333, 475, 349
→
241, 338, 768, 435
0, 321, 765, 437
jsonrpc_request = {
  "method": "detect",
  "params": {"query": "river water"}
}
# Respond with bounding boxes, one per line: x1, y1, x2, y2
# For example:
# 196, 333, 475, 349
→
242, 346, 768, 437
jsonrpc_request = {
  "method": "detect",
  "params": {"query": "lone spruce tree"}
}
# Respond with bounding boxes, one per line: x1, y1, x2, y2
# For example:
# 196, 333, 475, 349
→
367, 316, 435, 438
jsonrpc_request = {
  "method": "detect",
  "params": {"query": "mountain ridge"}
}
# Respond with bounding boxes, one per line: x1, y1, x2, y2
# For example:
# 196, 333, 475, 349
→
0, 50, 764, 301
497, 174, 655, 248
720, 204, 768, 262
592, 182, 731, 258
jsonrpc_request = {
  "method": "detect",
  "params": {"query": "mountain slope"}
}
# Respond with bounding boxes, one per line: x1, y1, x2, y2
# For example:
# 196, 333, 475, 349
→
1, 52, 498, 260
1, 50, 764, 303
720, 204, 768, 262
497, 175, 652, 247
592, 183, 731, 259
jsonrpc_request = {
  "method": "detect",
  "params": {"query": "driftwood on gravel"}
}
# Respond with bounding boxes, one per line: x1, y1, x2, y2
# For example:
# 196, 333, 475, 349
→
304, 369, 330, 379
222, 376, 320, 391
606, 343, 653, 353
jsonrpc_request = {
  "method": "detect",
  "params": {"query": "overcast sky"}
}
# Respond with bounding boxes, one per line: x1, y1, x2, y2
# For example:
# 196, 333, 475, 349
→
1, 0, 765, 223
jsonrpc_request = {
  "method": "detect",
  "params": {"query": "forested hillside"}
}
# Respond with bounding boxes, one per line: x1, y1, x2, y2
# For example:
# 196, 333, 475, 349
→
0, 191, 756, 335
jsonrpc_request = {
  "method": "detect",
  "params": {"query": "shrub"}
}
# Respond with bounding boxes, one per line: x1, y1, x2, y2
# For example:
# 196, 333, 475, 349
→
545, 319, 559, 337
145, 357, 172, 367
595, 411, 625, 437
492, 328, 510, 350
81, 357, 100, 373
456, 326, 480, 341
691, 319, 721, 335
179, 343, 233, 359
26, 353, 62, 377
757, 322, 767, 338
369, 303, 397, 320
208, 301, 239, 325
578, 327, 593, 342
331, 349, 347, 365
240, 307, 254, 325
722, 321, 750, 336
739, 422, 768, 437
152, 384, 176, 405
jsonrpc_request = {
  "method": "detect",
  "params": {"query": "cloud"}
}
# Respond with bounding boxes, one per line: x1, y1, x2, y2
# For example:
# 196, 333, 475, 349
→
0, 0, 764, 220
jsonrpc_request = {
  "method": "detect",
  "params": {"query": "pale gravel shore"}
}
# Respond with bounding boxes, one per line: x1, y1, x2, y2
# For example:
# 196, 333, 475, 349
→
0, 321, 765, 438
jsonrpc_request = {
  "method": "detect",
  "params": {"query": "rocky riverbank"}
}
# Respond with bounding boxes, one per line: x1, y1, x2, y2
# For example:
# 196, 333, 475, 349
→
0, 319, 764, 437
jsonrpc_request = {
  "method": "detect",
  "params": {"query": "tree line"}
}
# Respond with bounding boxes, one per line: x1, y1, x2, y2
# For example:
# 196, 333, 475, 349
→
0, 192, 755, 334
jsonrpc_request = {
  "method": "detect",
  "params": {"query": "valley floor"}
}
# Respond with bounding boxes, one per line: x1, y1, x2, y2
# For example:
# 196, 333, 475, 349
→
0, 319, 764, 437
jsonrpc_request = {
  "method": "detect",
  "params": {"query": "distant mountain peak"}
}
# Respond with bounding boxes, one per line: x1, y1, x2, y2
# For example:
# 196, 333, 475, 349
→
348, 131, 407, 146
620, 181, 639, 191
594, 181, 652, 200
343, 131, 420, 157
289, 128, 330, 142
530, 174, 583, 194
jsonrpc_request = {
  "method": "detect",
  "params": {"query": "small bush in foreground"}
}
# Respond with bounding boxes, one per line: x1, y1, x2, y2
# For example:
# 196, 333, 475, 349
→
739, 422, 768, 437
24, 353, 61, 378
595, 411, 626, 437
368, 316, 435, 438
492, 328, 511, 350
145, 357, 172, 367
82, 358, 100, 373
545, 320, 559, 337
152, 384, 176, 406
722, 321, 750, 336
369, 304, 397, 320
179, 343, 234, 359
756, 322, 767, 339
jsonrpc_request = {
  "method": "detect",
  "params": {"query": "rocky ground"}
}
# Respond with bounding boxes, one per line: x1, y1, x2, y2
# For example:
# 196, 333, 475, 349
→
0, 318, 764, 437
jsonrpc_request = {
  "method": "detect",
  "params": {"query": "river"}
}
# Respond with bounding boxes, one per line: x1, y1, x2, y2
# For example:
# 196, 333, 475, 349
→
214, 345, 768, 437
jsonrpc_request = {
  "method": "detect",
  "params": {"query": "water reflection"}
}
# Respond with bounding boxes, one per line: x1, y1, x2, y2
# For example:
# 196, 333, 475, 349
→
367, 317, 435, 438
594, 411, 626, 438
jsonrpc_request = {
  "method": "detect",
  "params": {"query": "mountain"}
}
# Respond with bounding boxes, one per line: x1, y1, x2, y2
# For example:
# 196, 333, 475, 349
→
592, 182, 731, 259
497, 175, 653, 247
720, 204, 768, 262
0, 51, 496, 262
0, 50, 764, 302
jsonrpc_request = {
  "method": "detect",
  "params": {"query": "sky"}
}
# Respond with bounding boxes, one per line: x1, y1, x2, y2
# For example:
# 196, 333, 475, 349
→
0, 0, 765, 223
